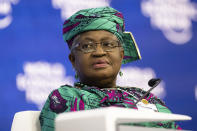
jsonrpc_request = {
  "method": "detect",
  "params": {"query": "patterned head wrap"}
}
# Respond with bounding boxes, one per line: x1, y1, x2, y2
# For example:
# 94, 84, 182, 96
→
63, 7, 141, 64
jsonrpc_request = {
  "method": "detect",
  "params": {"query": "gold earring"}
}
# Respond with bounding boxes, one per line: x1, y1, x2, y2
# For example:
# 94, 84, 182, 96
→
119, 71, 123, 77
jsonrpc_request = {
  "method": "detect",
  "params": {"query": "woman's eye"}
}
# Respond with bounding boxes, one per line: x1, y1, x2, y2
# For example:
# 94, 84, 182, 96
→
81, 43, 93, 49
103, 41, 114, 47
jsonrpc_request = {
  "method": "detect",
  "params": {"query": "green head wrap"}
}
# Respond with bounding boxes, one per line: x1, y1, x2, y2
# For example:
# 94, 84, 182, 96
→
63, 7, 141, 64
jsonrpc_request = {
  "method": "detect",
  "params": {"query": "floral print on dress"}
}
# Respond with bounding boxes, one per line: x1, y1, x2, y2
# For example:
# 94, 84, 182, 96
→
49, 89, 68, 113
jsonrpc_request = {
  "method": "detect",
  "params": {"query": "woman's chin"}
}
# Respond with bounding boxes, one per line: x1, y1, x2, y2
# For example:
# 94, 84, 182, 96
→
92, 67, 111, 73
89, 69, 115, 79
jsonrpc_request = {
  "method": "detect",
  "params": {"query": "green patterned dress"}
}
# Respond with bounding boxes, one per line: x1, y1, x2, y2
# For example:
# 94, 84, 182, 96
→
39, 82, 181, 131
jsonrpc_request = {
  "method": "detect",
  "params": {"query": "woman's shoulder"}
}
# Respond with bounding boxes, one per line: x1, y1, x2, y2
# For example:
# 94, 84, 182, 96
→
51, 84, 82, 96
44, 84, 80, 101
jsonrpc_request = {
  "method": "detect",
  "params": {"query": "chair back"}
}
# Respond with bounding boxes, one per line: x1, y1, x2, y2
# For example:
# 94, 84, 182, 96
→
11, 111, 41, 131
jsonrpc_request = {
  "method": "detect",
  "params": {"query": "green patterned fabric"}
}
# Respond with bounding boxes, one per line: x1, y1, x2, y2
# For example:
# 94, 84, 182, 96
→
39, 83, 181, 131
62, 7, 141, 64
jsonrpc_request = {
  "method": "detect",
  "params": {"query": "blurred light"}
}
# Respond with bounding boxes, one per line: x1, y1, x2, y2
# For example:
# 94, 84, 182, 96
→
141, 0, 197, 44
0, 15, 12, 28
51, 0, 111, 20
0, 0, 19, 29
16, 61, 74, 109
117, 67, 166, 99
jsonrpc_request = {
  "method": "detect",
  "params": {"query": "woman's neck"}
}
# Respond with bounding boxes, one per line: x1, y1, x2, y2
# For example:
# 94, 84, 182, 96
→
80, 77, 117, 89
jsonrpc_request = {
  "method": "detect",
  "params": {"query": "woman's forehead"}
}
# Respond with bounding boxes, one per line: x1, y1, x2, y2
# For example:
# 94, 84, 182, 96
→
75, 30, 118, 41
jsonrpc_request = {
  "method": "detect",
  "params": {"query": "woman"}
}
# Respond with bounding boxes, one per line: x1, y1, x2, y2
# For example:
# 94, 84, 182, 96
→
39, 7, 181, 131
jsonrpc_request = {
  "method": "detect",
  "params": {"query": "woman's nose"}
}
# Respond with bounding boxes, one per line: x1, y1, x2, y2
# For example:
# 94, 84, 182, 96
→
92, 44, 106, 56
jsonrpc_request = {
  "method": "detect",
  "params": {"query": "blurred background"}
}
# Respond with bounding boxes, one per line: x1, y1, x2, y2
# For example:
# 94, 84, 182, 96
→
0, 0, 197, 130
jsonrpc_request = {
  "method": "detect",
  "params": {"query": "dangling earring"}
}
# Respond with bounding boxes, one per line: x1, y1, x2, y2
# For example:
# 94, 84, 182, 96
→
74, 68, 79, 79
75, 73, 79, 79
119, 70, 123, 77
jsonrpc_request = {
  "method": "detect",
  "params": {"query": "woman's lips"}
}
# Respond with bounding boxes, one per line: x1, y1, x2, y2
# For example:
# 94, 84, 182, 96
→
92, 60, 109, 69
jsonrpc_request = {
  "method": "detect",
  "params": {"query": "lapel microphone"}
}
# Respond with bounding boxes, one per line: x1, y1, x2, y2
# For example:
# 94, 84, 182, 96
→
132, 78, 161, 107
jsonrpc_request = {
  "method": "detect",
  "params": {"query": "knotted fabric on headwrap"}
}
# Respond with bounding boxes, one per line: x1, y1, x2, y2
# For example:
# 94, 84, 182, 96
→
63, 6, 141, 64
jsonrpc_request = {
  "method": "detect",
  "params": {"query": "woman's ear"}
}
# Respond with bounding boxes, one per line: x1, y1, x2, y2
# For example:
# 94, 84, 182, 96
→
69, 53, 76, 68
120, 48, 124, 61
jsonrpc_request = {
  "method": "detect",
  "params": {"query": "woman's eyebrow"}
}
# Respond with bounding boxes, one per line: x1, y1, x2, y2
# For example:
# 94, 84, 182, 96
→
82, 37, 117, 41
101, 37, 116, 41
83, 37, 95, 41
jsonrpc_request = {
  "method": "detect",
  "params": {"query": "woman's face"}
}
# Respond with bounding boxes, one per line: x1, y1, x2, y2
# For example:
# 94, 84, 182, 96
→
69, 30, 124, 87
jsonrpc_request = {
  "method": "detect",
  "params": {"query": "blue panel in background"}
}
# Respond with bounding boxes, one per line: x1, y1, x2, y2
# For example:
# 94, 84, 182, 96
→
0, 0, 196, 131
